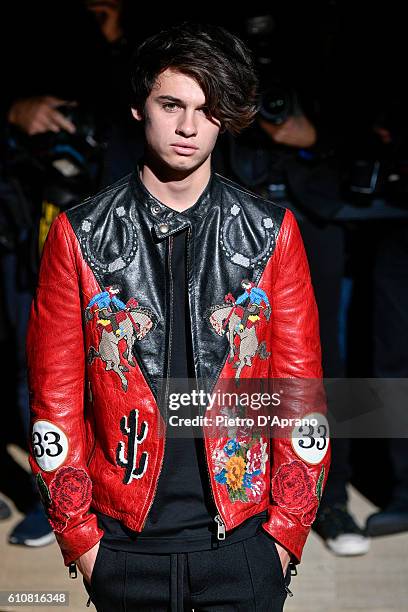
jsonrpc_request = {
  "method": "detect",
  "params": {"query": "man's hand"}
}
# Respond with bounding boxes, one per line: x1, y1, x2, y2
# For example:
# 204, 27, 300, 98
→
7, 96, 76, 136
76, 541, 100, 585
259, 115, 317, 148
274, 540, 291, 576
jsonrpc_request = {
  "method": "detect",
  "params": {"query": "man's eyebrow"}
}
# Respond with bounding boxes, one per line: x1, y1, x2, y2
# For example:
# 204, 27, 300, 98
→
156, 95, 185, 104
155, 95, 208, 108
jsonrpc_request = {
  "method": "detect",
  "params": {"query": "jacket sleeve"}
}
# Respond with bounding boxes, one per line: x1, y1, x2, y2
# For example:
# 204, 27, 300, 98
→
262, 208, 331, 563
26, 213, 104, 565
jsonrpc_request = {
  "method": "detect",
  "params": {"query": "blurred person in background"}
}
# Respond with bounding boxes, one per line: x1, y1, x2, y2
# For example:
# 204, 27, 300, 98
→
329, 16, 408, 541
357, 98, 408, 536
0, 0, 138, 547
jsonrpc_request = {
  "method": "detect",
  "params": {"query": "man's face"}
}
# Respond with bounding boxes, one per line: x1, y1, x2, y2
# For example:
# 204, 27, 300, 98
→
132, 68, 221, 175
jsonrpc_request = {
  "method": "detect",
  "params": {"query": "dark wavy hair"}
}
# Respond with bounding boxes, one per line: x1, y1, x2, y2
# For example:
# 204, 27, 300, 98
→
130, 22, 259, 135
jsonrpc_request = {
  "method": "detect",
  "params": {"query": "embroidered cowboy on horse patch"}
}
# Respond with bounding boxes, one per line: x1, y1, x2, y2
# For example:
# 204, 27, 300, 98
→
207, 279, 271, 380
85, 286, 156, 391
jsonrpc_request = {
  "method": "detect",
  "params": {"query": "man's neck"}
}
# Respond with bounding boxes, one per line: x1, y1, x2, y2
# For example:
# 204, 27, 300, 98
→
139, 157, 212, 212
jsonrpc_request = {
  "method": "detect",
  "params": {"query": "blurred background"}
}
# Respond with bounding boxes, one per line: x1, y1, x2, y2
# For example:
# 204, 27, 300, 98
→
1, 1, 408, 610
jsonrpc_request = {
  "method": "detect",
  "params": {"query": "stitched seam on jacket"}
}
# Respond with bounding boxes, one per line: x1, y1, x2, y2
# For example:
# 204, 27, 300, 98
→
35, 216, 78, 287
57, 214, 80, 279
272, 208, 293, 291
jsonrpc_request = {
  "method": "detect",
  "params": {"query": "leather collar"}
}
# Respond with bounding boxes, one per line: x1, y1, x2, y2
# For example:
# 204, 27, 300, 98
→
130, 162, 221, 240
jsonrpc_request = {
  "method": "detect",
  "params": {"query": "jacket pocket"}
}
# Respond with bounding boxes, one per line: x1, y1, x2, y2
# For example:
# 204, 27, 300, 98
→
258, 530, 292, 594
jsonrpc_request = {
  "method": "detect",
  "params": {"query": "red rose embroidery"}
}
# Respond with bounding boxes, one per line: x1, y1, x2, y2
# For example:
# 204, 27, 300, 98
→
48, 514, 68, 533
301, 502, 319, 527
272, 460, 315, 512
49, 466, 92, 516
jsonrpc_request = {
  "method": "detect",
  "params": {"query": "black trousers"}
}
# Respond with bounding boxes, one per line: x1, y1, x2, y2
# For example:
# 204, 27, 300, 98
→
83, 529, 293, 612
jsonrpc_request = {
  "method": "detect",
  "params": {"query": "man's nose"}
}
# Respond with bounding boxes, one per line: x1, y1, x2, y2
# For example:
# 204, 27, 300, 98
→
175, 110, 197, 137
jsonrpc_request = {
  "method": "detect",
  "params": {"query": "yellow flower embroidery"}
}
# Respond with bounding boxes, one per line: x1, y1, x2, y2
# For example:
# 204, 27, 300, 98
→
226, 456, 246, 491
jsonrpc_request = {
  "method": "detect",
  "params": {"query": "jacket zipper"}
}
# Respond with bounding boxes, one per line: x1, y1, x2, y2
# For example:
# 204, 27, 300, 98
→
139, 235, 174, 529
185, 226, 226, 540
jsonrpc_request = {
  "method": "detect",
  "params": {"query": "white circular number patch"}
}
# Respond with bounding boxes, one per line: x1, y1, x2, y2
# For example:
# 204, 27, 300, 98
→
32, 420, 68, 472
291, 412, 329, 465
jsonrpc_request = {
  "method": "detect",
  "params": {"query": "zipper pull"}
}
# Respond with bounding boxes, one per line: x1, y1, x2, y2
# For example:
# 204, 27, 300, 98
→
284, 562, 296, 596
86, 596, 92, 607
289, 562, 297, 576
68, 562, 77, 579
214, 514, 226, 540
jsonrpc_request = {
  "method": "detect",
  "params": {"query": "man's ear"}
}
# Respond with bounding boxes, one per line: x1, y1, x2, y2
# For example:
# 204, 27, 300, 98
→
131, 107, 143, 121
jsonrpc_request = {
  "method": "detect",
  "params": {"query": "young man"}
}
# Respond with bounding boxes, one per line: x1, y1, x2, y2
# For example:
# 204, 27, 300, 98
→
27, 23, 330, 611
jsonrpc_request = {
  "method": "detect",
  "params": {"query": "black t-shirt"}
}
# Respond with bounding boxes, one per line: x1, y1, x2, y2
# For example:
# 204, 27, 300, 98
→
95, 229, 267, 552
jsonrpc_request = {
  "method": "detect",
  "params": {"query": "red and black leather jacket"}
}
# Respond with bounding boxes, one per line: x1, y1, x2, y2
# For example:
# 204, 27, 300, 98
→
27, 170, 331, 566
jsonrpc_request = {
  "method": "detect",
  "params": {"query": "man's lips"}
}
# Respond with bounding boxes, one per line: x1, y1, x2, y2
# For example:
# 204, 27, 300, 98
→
170, 143, 199, 155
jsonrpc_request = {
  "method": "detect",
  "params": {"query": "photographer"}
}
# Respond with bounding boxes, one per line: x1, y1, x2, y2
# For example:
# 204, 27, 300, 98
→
0, 0, 132, 547
347, 99, 408, 537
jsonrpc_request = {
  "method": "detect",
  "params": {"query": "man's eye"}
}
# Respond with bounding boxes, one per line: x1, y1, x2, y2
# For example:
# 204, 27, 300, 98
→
163, 103, 179, 111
